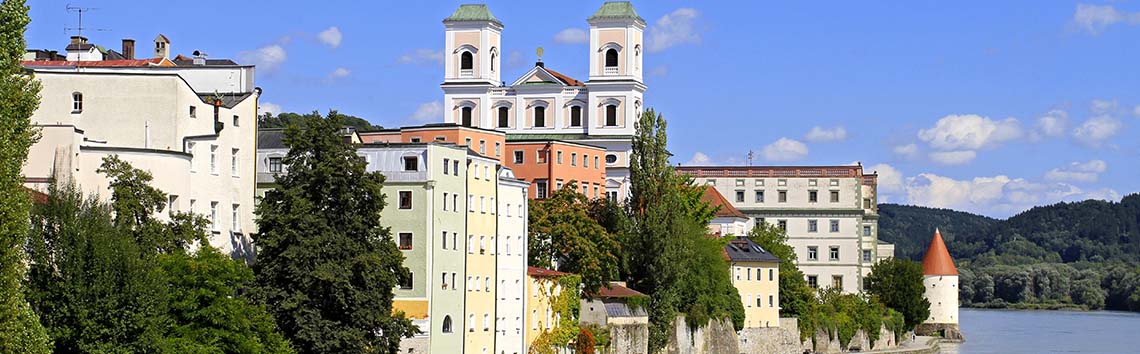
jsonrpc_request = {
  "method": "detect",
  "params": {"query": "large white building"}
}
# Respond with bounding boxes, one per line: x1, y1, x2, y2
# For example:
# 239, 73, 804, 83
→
439, 2, 646, 199
496, 168, 529, 354
22, 35, 259, 259
677, 165, 892, 293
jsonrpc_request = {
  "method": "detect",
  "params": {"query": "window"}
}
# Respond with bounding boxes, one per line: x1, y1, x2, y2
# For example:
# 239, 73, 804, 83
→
484, 166, 489, 180
444, 158, 452, 175
735, 190, 745, 203
453, 195, 459, 213
505, 237, 511, 255
483, 314, 490, 331
536, 181, 548, 199
832, 275, 843, 290
864, 198, 872, 209
830, 190, 840, 203
269, 157, 282, 173
231, 148, 239, 176
605, 154, 617, 164
808, 220, 818, 233
168, 195, 178, 216
769, 295, 775, 307
209, 202, 218, 231
460, 51, 473, 70
534, 106, 546, 127
556, 151, 563, 164
454, 160, 460, 175
189, 105, 197, 118
755, 217, 765, 225
480, 196, 486, 214
863, 250, 872, 262
485, 278, 491, 292
469, 314, 476, 332
189, 199, 196, 213
570, 106, 582, 127
746, 268, 752, 281
755, 190, 765, 203
398, 191, 412, 209
498, 107, 509, 128
468, 195, 474, 211
452, 272, 457, 288
594, 156, 599, 169
479, 236, 486, 254
830, 220, 840, 233
443, 316, 453, 333
808, 246, 818, 261
209, 145, 218, 174
442, 231, 448, 249
231, 204, 240, 232
778, 179, 787, 187
863, 226, 872, 236
809, 190, 818, 203
233, 115, 240, 127
809, 179, 818, 187
756, 296, 762, 308
777, 220, 787, 231
778, 191, 787, 203
769, 268, 775, 281
410, 137, 421, 143
494, 142, 501, 156
468, 235, 474, 253
188, 142, 197, 172
513, 150, 524, 164
829, 246, 840, 261
807, 275, 819, 288
404, 156, 418, 171
462, 107, 473, 127
830, 179, 840, 186
571, 153, 577, 166
465, 137, 472, 146
604, 48, 618, 68
72, 92, 83, 112
605, 105, 617, 126
398, 233, 412, 250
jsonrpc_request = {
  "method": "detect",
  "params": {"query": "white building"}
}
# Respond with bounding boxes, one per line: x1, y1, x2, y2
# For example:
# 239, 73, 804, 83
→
22, 35, 259, 259
677, 165, 892, 293
439, 2, 646, 199
918, 229, 964, 340
496, 168, 529, 354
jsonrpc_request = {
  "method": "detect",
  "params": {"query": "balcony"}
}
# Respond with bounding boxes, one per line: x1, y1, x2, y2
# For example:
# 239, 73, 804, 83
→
460, 69, 474, 77
604, 66, 619, 75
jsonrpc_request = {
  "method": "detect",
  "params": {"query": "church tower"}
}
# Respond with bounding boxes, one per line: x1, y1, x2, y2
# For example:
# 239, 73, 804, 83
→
918, 229, 965, 340
442, 4, 502, 128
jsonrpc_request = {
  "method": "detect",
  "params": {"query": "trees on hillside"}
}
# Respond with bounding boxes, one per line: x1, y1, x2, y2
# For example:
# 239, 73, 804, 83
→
0, 0, 51, 351
865, 258, 930, 329
528, 181, 621, 294
259, 111, 382, 131
252, 112, 415, 353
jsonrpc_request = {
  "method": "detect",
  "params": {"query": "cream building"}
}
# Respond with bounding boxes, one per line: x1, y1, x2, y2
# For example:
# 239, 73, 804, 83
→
496, 168, 529, 354
22, 35, 259, 259
465, 153, 500, 354
678, 165, 892, 293
439, 2, 646, 199
525, 267, 571, 348
726, 237, 781, 328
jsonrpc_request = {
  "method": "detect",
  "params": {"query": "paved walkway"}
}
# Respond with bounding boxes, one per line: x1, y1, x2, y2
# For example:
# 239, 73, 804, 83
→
862, 336, 940, 354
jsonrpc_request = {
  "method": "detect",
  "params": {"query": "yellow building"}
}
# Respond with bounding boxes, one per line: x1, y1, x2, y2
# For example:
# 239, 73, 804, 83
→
526, 266, 571, 347
726, 237, 781, 328
465, 154, 499, 354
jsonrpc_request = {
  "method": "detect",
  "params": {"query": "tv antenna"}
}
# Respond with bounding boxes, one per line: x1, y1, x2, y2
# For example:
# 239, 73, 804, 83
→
65, 4, 110, 38
747, 150, 754, 166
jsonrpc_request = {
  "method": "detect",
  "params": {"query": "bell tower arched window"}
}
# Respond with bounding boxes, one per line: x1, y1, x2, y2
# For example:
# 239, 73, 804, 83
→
605, 105, 617, 127
534, 106, 546, 128
570, 106, 582, 127
461, 107, 473, 127
498, 107, 509, 128
460, 52, 473, 70
605, 49, 618, 68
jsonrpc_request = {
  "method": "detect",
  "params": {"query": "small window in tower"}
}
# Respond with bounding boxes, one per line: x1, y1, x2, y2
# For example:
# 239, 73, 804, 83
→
605, 48, 618, 68
570, 106, 582, 127
498, 107, 509, 128
460, 51, 473, 70
534, 106, 546, 127
605, 105, 617, 126
461, 107, 473, 127
72, 92, 83, 112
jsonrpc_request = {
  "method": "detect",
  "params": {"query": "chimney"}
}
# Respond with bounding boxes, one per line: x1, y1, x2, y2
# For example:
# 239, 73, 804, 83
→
122, 39, 135, 60
69, 36, 87, 45
535, 60, 544, 68
192, 50, 206, 66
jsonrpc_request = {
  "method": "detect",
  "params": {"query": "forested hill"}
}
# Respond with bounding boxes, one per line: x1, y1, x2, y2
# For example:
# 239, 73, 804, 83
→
878, 193, 1140, 265
259, 111, 382, 132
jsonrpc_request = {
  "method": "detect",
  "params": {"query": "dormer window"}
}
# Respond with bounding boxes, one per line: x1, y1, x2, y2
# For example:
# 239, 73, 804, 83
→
570, 106, 582, 127
71, 92, 83, 113
461, 107, 473, 127
605, 105, 617, 127
460, 51, 474, 77
534, 106, 546, 128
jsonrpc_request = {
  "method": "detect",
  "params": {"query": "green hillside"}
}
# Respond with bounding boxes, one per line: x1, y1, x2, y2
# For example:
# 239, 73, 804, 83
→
877, 204, 996, 261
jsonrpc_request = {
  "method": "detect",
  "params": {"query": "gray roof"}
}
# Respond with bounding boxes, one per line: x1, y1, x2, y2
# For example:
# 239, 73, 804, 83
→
588, 2, 644, 22
444, 4, 502, 26
197, 92, 254, 109
258, 129, 286, 149
605, 303, 647, 318
174, 58, 240, 66
724, 237, 780, 263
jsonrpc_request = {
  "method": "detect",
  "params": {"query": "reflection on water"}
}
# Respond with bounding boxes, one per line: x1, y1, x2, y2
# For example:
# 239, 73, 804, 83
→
938, 308, 1140, 354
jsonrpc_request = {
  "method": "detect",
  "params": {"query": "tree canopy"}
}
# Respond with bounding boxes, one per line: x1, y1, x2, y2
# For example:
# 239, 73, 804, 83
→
258, 111, 382, 131
252, 112, 415, 353
528, 181, 621, 294
864, 258, 930, 329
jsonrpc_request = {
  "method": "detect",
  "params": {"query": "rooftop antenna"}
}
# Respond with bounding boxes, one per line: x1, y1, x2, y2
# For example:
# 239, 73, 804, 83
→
747, 150, 754, 166
65, 4, 110, 38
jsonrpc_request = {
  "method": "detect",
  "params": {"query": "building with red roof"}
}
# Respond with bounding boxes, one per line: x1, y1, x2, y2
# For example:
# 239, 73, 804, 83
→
917, 228, 965, 340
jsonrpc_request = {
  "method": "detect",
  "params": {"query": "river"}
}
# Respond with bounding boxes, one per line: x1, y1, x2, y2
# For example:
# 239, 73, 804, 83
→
938, 308, 1140, 354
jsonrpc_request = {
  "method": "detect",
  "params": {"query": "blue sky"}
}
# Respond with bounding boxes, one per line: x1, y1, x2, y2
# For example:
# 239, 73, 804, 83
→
24, 1, 1140, 218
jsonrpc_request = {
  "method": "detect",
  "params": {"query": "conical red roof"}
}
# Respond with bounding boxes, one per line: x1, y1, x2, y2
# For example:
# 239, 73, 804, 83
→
921, 229, 958, 276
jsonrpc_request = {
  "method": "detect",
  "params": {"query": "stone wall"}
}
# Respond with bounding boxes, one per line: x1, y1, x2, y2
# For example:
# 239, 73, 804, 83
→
738, 318, 806, 354
806, 324, 903, 353
398, 336, 429, 354
664, 316, 739, 354
605, 323, 650, 354
915, 323, 965, 341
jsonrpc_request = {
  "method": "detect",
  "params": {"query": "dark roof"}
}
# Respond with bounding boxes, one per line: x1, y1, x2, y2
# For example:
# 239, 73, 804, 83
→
724, 237, 780, 263
589, 2, 644, 22
700, 186, 747, 219
198, 92, 254, 109
258, 129, 286, 149
65, 43, 96, 51
103, 49, 127, 60
605, 302, 647, 318
21, 58, 171, 67
173, 56, 241, 66
528, 266, 571, 277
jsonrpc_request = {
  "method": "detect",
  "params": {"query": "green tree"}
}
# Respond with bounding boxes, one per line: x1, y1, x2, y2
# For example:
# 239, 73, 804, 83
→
0, 0, 52, 351
252, 112, 416, 353
747, 223, 815, 318
864, 258, 930, 329
259, 111, 382, 131
528, 181, 621, 293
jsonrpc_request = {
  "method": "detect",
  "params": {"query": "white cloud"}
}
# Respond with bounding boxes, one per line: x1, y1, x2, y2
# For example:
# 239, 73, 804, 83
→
406, 101, 443, 123
1091, 99, 1118, 115
317, 27, 343, 49
1072, 116, 1122, 147
893, 144, 920, 160
867, 163, 903, 195
506, 50, 525, 69
259, 102, 282, 116
928, 150, 977, 165
761, 138, 808, 162
553, 28, 588, 44
647, 8, 701, 53
329, 67, 351, 79
1031, 109, 1068, 140
1072, 4, 1140, 34
686, 152, 712, 165
918, 114, 1023, 151
1134, 105, 1140, 117
904, 172, 1120, 217
648, 65, 669, 77
398, 48, 444, 65
1045, 160, 1108, 182
238, 44, 287, 71
804, 126, 848, 142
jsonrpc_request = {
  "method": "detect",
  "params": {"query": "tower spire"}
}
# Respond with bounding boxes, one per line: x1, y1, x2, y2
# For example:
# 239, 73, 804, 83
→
922, 228, 958, 276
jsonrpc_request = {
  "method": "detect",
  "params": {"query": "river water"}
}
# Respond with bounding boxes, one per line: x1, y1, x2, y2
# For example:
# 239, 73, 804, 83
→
938, 308, 1140, 354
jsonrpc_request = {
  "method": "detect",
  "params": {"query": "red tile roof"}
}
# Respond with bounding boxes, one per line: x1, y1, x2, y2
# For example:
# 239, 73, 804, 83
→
922, 229, 958, 276
700, 186, 747, 219
588, 282, 645, 299
21, 58, 173, 67
544, 68, 585, 87
528, 266, 571, 277
23, 187, 48, 205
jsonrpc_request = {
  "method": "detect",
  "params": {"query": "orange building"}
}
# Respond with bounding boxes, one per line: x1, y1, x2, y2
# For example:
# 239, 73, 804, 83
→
357, 123, 506, 161
504, 140, 607, 200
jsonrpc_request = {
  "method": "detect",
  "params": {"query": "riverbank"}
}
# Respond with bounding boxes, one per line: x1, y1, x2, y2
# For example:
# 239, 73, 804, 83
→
861, 336, 941, 354
965, 302, 1089, 311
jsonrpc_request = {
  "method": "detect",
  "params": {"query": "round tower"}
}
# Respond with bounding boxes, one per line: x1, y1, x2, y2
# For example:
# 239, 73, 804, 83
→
917, 228, 965, 340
